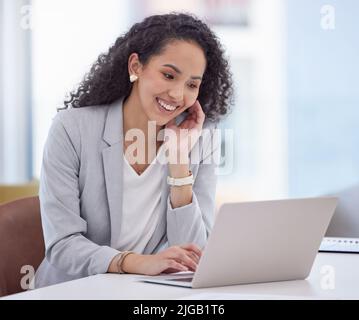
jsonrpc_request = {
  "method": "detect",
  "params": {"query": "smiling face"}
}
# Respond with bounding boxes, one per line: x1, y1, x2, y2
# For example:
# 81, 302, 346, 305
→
128, 40, 207, 126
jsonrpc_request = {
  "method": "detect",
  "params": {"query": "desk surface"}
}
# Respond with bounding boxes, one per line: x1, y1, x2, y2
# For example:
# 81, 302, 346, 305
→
3, 253, 359, 300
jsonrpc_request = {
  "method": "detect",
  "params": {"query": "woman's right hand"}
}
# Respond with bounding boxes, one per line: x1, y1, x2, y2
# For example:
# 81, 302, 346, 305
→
121, 244, 202, 276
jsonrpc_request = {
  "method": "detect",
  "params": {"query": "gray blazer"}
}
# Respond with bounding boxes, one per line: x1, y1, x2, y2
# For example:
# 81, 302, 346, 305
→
35, 97, 219, 288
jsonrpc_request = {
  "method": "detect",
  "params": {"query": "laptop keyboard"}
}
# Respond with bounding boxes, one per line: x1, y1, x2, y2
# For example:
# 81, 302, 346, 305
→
166, 277, 194, 282
319, 237, 359, 253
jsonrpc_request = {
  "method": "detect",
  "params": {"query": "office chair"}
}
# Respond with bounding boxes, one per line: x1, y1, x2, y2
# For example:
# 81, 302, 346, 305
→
0, 179, 39, 204
0, 197, 45, 297
325, 185, 359, 237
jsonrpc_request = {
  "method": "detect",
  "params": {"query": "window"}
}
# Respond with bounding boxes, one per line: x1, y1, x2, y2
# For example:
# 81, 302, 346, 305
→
32, 0, 129, 177
214, 0, 288, 201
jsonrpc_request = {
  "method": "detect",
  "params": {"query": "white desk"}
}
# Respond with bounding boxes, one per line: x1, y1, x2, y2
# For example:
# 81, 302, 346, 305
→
3, 253, 359, 300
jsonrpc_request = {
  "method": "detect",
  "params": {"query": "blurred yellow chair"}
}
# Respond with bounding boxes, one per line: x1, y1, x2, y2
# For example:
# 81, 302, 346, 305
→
0, 180, 39, 204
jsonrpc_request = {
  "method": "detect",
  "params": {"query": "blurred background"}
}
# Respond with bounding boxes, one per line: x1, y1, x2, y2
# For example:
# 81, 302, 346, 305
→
1, 0, 358, 205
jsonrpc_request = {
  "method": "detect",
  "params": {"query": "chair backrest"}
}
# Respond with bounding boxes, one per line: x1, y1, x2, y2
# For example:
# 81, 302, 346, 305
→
0, 197, 45, 297
325, 185, 359, 237
0, 180, 39, 204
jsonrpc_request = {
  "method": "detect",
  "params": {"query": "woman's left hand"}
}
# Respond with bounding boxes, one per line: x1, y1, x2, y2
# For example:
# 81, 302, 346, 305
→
164, 100, 205, 161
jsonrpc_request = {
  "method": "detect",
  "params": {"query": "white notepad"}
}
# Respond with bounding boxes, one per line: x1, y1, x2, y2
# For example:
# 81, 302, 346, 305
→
319, 237, 359, 253
178, 293, 339, 300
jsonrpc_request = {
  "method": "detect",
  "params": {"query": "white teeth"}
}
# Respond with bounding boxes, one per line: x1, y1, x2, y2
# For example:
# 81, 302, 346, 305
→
157, 98, 177, 111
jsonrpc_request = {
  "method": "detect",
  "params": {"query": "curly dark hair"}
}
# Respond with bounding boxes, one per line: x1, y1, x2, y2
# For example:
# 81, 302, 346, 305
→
62, 12, 234, 122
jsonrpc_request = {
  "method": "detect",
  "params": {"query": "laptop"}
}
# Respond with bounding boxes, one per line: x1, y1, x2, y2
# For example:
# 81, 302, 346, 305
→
140, 197, 338, 288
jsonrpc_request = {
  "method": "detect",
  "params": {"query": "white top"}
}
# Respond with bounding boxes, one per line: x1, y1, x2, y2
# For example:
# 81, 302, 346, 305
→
119, 145, 166, 252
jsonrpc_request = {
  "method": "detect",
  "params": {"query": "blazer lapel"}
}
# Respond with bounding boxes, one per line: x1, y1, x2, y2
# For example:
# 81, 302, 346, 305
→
102, 98, 125, 248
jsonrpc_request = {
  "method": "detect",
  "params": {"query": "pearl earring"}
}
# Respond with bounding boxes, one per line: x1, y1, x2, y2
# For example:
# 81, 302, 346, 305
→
130, 75, 138, 83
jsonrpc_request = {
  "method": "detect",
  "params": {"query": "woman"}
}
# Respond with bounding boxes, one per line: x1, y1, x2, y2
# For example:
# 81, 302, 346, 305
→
35, 12, 233, 288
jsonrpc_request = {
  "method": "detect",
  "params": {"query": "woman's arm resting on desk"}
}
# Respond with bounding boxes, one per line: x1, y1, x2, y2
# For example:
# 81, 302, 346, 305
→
108, 243, 202, 275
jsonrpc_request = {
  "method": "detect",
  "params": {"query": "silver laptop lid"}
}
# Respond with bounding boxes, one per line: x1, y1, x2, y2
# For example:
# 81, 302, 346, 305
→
192, 197, 337, 288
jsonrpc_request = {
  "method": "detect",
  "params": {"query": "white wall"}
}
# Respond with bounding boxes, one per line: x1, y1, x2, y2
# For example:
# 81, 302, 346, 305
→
0, 0, 4, 181
215, 0, 288, 201
32, 0, 130, 178
0, 0, 32, 183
